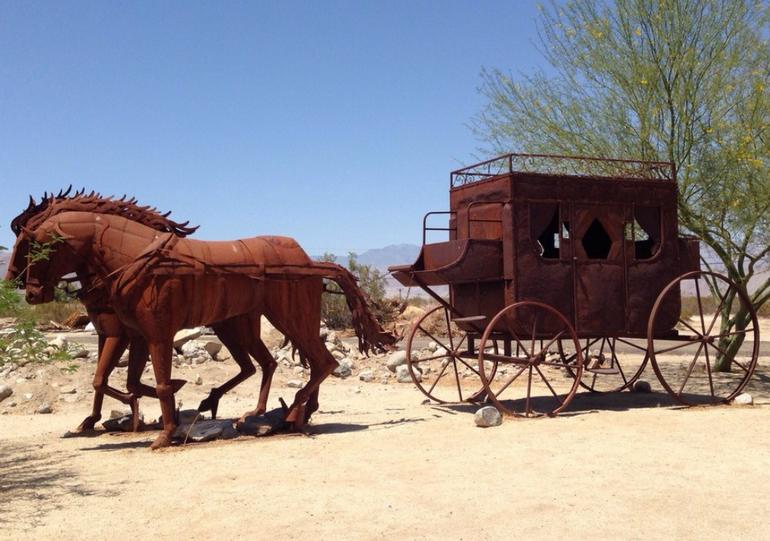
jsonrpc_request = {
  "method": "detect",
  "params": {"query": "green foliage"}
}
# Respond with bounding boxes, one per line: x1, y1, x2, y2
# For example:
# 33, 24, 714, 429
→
0, 319, 50, 366
474, 0, 770, 368
0, 279, 21, 317
319, 252, 393, 329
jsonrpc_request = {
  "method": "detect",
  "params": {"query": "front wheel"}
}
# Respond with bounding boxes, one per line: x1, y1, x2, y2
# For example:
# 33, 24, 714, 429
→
478, 301, 583, 417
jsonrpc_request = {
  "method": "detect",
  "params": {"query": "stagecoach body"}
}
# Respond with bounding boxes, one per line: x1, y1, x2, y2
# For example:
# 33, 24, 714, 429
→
390, 154, 759, 416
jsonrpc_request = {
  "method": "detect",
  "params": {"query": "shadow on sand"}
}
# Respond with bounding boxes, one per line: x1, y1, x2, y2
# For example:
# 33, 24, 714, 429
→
0, 440, 113, 527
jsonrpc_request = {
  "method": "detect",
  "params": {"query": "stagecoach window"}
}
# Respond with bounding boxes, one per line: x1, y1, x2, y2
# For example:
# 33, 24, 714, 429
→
530, 203, 559, 259
631, 207, 660, 259
582, 219, 612, 259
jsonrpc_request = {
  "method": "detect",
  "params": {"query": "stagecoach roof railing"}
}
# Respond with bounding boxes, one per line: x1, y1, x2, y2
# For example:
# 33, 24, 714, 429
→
450, 153, 676, 188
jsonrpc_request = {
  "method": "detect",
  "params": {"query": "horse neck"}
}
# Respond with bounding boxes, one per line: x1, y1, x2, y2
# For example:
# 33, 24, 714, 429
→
92, 214, 162, 272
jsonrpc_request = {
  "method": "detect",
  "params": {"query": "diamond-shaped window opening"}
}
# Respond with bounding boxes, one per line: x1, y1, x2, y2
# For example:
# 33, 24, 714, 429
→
582, 218, 612, 259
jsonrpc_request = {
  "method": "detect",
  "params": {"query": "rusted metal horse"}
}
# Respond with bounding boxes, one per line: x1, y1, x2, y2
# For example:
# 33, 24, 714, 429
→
11, 197, 394, 448
7, 191, 280, 433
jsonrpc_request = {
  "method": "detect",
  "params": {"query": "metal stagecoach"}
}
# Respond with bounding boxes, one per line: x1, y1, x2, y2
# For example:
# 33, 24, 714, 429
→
389, 153, 760, 417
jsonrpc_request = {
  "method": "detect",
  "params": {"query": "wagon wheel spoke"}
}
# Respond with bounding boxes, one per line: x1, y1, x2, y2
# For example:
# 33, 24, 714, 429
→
450, 332, 469, 356
677, 318, 702, 337
426, 361, 452, 396
614, 337, 649, 352
655, 340, 698, 355
695, 280, 707, 335
535, 330, 565, 360
525, 365, 534, 417
716, 328, 755, 339
416, 325, 453, 356
704, 288, 731, 337
451, 356, 463, 402
529, 315, 539, 357
702, 339, 716, 398
534, 365, 562, 403
608, 339, 629, 385
411, 353, 452, 364
495, 365, 528, 396
444, 309, 455, 352
676, 341, 705, 397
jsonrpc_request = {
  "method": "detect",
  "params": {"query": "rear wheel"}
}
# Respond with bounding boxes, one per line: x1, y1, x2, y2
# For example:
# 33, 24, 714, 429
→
648, 271, 759, 405
478, 301, 583, 417
557, 337, 648, 393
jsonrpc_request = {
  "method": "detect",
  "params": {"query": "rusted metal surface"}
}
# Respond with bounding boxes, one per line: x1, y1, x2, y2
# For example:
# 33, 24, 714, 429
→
8, 193, 395, 449
390, 152, 758, 414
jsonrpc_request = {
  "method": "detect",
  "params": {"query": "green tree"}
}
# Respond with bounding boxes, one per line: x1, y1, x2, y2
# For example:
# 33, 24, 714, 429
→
474, 0, 770, 370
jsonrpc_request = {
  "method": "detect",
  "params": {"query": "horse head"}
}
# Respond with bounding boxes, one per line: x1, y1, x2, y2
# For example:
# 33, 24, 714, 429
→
16, 219, 84, 305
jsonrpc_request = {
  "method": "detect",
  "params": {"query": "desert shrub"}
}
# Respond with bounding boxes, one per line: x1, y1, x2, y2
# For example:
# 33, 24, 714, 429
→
319, 253, 401, 329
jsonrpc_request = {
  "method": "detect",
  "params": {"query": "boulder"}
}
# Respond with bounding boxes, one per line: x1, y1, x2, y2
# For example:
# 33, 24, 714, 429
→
332, 359, 353, 378
174, 419, 234, 443
632, 380, 652, 393
474, 406, 502, 427
733, 393, 753, 406
359, 370, 375, 383
84, 321, 96, 333
173, 328, 203, 349
48, 335, 68, 350
0, 385, 12, 402
396, 364, 419, 383
36, 403, 52, 414
194, 374, 203, 386
386, 350, 408, 372
102, 412, 144, 432
237, 407, 288, 436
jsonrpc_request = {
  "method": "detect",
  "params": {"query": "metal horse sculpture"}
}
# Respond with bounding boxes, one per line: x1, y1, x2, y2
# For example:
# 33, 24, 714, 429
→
10, 194, 395, 448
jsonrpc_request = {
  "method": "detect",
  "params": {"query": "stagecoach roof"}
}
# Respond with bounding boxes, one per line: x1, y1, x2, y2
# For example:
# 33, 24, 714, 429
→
450, 153, 675, 189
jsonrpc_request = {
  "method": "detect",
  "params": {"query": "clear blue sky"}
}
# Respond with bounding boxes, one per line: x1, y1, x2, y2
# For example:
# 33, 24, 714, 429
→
0, 1, 543, 255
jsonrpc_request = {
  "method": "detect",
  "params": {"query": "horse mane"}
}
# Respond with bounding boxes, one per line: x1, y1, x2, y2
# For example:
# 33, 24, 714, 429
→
10, 186, 199, 237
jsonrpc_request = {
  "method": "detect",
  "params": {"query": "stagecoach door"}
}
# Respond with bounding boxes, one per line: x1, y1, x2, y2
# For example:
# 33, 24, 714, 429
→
571, 204, 626, 334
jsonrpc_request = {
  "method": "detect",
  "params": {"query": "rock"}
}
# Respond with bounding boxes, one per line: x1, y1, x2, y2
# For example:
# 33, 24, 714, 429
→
71, 348, 90, 359
59, 386, 77, 394
194, 374, 203, 386
110, 409, 129, 419
103, 412, 144, 432
474, 406, 502, 427
396, 364, 419, 383
174, 419, 233, 443
733, 393, 753, 406
319, 326, 329, 341
178, 409, 205, 425
632, 380, 652, 393
332, 359, 353, 378
84, 321, 96, 332
287, 380, 303, 388
331, 350, 346, 361
23, 393, 33, 401
237, 407, 288, 436
36, 403, 52, 414
0, 385, 12, 402
427, 341, 438, 352
386, 350, 408, 372
202, 341, 222, 358
359, 370, 375, 382
48, 335, 68, 349
173, 327, 203, 349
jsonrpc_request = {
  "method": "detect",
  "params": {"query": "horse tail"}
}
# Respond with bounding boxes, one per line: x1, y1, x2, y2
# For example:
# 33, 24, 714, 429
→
322, 264, 397, 355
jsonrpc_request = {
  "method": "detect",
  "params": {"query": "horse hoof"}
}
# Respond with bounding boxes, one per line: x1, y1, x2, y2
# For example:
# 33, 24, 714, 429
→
150, 433, 173, 450
75, 415, 101, 433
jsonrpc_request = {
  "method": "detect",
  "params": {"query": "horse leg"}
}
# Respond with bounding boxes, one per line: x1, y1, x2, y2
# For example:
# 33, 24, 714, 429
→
284, 340, 338, 430
76, 334, 129, 432
147, 340, 177, 450
198, 320, 257, 419
238, 338, 277, 421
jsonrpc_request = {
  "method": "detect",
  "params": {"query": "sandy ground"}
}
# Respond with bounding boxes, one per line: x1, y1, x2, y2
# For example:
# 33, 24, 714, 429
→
2, 357, 770, 541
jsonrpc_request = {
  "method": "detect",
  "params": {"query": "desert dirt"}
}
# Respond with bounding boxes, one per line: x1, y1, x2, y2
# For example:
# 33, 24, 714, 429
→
2, 323, 770, 540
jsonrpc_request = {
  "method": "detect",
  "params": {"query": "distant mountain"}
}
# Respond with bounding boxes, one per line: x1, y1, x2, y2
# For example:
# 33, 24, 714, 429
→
357, 244, 419, 270
313, 243, 420, 272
